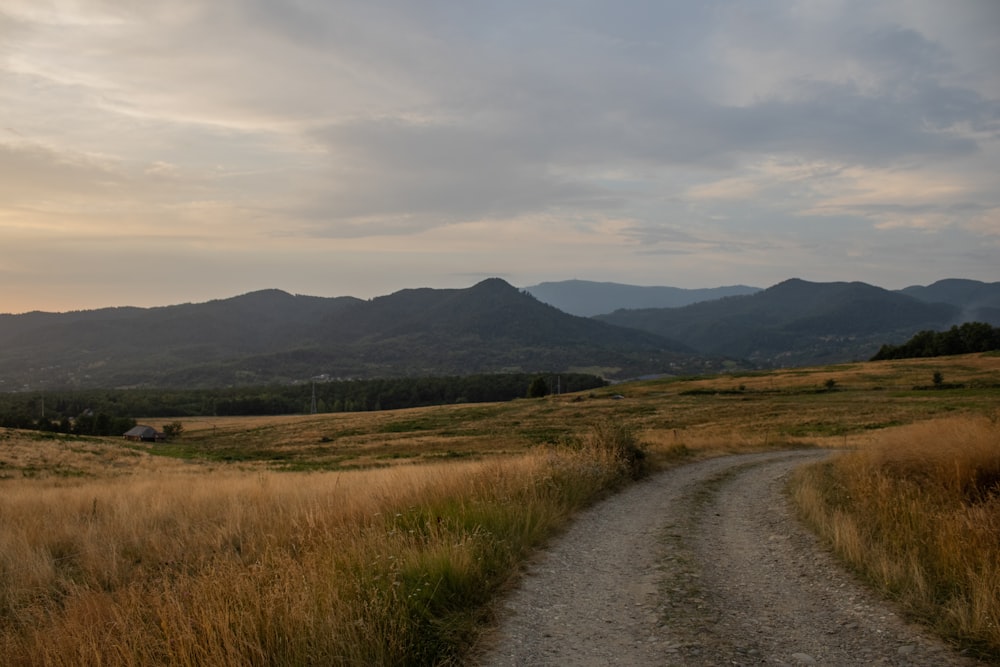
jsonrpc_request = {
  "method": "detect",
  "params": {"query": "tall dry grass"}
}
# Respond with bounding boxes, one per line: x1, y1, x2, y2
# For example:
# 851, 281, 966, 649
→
0, 435, 641, 666
791, 415, 1000, 658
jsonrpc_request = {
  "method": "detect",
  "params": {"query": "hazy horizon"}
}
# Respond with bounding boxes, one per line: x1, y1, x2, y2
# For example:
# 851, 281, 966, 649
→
3, 274, 994, 316
3, 1, 998, 313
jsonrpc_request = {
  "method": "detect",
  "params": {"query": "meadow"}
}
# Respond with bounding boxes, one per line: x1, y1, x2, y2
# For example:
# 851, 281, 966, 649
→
1, 353, 998, 664
791, 414, 1000, 658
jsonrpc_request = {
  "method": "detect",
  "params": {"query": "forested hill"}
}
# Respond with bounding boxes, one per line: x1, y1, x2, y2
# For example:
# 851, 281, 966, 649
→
596, 278, 975, 367
899, 279, 1000, 324
0, 279, 701, 390
5, 277, 997, 390
871, 322, 1000, 360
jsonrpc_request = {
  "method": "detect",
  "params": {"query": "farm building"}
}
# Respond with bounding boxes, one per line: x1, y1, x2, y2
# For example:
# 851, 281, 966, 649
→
122, 425, 166, 442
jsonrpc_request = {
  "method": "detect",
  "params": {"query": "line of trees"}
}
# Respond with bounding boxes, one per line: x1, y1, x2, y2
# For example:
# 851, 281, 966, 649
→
0, 410, 136, 436
871, 322, 1000, 360
0, 373, 607, 431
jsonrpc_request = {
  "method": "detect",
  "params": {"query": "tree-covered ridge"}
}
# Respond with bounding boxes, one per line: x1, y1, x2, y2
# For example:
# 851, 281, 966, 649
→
0, 279, 696, 389
0, 373, 607, 433
871, 322, 1000, 360
598, 278, 965, 367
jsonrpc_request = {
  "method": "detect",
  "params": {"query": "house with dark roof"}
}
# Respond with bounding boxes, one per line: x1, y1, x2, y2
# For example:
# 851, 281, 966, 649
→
123, 425, 166, 442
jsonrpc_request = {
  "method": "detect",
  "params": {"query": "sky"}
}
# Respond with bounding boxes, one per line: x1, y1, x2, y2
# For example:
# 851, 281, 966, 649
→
2, 0, 999, 313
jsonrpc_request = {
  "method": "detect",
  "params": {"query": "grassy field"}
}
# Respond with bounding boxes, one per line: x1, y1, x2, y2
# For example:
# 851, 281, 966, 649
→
0, 353, 998, 664
791, 414, 1000, 659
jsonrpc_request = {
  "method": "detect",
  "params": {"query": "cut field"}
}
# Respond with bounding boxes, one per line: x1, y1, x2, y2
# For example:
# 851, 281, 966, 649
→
1, 353, 998, 664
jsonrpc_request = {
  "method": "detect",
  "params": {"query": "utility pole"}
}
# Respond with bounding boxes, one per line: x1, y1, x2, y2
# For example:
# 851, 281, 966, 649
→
311, 381, 317, 414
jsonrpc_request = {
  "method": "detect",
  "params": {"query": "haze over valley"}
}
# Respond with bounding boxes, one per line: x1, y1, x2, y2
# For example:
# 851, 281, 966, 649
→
2, 277, 997, 391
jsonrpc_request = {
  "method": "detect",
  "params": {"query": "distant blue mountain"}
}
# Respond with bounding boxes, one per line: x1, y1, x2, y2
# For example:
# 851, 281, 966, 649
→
522, 280, 761, 316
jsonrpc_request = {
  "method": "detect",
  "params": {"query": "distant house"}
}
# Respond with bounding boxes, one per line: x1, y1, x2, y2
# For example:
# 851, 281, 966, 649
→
123, 425, 166, 442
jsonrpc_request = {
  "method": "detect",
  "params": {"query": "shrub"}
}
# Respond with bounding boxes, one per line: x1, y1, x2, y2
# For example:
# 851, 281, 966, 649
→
527, 377, 549, 398
585, 420, 648, 480
162, 421, 184, 438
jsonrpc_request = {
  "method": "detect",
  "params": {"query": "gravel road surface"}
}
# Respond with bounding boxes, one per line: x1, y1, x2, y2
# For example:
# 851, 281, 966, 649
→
473, 450, 983, 666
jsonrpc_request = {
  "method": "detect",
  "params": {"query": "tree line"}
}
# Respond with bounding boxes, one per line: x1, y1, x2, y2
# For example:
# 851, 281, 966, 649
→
871, 322, 1000, 360
0, 408, 137, 437
0, 373, 606, 434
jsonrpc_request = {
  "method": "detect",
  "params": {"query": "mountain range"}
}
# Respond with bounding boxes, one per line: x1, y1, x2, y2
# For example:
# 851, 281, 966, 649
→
0, 279, 700, 390
522, 280, 761, 316
597, 278, 999, 367
1, 277, 997, 390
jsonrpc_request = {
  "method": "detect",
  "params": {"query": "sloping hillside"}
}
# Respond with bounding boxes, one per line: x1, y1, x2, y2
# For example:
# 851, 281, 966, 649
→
0, 279, 701, 390
899, 279, 1000, 325
597, 279, 960, 366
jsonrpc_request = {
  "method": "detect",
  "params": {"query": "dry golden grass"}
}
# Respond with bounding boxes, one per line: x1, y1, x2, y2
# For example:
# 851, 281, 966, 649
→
792, 415, 1000, 658
1, 352, 998, 664
106, 353, 997, 472
0, 430, 199, 480
0, 436, 643, 665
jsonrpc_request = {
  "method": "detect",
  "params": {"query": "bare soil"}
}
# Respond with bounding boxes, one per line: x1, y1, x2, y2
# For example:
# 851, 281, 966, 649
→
473, 450, 984, 666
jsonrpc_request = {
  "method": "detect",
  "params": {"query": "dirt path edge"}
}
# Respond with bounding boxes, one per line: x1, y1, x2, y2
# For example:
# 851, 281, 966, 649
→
473, 450, 983, 666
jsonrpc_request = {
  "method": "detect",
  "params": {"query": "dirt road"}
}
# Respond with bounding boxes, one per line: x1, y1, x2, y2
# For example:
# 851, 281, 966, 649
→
474, 450, 982, 666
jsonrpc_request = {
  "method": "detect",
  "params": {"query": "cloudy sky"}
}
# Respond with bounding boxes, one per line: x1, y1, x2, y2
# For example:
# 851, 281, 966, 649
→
2, 1, 998, 313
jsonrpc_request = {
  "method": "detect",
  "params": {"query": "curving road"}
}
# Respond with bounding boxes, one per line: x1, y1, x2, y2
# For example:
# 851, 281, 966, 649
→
474, 450, 982, 666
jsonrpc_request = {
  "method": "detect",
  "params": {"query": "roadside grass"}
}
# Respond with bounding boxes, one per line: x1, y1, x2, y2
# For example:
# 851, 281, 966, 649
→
791, 415, 1000, 659
1, 353, 998, 663
0, 430, 645, 666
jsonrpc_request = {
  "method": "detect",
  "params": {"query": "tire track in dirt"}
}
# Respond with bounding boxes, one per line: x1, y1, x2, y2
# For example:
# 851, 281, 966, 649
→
474, 450, 982, 666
